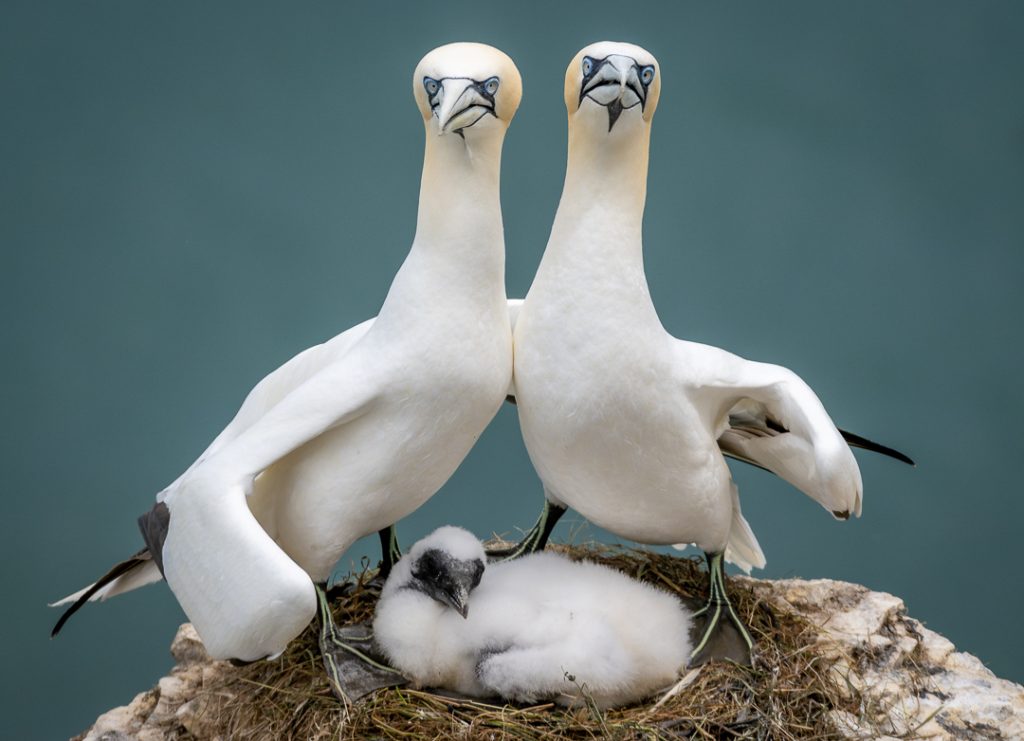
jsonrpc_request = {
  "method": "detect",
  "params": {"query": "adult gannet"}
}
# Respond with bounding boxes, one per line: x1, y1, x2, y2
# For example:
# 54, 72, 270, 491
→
52, 42, 523, 699
374, 526, 692, 708
507, 41, 913, 665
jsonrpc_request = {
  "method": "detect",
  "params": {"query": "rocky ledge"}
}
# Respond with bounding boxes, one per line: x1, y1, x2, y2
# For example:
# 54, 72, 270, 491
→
78, 576, 1023, 740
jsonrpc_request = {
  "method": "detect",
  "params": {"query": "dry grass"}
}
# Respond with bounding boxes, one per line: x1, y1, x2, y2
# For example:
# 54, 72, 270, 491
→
185, 544, 869, 740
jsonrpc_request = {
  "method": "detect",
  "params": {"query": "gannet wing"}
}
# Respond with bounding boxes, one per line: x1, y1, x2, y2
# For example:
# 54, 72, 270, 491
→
169, 318, 375, 487
678, 340, 863, 520
159, 354, 383, 662
49, 319, 378, 628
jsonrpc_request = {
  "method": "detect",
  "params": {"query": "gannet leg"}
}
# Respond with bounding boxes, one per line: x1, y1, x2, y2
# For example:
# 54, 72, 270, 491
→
688, 551, 754, 667
375, 526, 402, 582
316, 584, 406, 703
485, 499, 567, 562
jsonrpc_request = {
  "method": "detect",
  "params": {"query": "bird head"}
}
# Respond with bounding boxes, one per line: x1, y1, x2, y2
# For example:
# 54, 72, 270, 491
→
405, 526, 486, 619
564, 41, 661, 135
414, 43, 523, 140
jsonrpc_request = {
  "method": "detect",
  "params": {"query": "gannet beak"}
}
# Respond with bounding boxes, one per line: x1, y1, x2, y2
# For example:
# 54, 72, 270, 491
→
579, 54, 647, 131
442, 586, 471, 619
437, 79, 495, 136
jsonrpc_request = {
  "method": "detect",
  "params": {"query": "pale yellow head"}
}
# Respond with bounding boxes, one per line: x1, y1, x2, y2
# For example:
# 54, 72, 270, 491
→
564, 41, 661, 135
413, 42, 523, 140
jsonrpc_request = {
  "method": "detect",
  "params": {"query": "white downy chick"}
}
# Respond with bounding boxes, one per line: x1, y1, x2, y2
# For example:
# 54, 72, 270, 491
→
374, 526, 692, 709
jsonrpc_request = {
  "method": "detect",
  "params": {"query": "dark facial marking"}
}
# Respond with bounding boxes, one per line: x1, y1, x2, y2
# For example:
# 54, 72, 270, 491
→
577, 54, 656, 131
606, 99, 624, 132
410, 548, 485, 615
423, 75, 500, 133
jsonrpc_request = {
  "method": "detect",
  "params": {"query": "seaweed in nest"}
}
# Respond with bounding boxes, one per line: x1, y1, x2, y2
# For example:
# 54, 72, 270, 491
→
181, 543, 875, 740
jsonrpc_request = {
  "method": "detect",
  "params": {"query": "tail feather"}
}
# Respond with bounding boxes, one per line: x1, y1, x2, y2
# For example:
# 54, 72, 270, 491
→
50, 550, 158, 637
724, 485, 766, 574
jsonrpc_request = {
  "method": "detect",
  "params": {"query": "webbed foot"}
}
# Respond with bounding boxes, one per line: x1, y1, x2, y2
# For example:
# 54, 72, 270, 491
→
316, 585, 407, 702
688, 551, 754, 667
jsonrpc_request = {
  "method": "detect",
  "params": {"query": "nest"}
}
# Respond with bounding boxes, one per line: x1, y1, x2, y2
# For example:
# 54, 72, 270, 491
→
184, 543, 870, 740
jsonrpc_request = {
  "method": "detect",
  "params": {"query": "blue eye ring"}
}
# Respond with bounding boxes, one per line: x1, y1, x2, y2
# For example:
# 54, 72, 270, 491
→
582, 56, 594, 76
423, 77, 440, 97
640, 65, 655, 85
483, 77, 500, 95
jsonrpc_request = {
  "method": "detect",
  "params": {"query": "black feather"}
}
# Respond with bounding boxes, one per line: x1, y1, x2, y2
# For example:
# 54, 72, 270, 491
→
138, 502, 171, 576
51, 550, 150, 637
839, 428, 915, 466
51, 502, 171, 637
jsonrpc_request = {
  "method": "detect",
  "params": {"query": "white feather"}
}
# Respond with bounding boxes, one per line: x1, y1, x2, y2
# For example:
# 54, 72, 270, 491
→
50, 560, 164, 608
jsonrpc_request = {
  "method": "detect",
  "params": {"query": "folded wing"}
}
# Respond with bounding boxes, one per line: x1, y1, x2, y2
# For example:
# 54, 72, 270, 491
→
679, 340, 864, 520
160, 350, 382, 661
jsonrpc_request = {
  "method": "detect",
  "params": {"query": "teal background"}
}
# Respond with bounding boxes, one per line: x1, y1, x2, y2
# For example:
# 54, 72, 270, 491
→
3, 2, 1022, 738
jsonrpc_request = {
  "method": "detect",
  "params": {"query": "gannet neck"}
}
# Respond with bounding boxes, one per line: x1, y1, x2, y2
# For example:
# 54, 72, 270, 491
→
414, 131, 505, 252
548, 122, 650, 264
376, 130, 507, 329
528, 119, 654, 325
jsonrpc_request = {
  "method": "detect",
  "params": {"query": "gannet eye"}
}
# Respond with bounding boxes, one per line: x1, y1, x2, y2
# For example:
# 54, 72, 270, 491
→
582, 57, 594, 76
640, 66, 655, 85
483, 77, 499, 95
423, 77, 440, 97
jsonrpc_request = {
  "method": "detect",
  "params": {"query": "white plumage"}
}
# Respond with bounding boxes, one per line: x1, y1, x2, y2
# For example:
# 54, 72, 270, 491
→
53, 43, 524, 664
511, 41, 877, 662
374, 526, 692, 709
515, 41, 862, 565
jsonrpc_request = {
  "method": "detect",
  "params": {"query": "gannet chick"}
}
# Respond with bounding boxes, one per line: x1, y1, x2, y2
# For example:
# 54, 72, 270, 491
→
506, 41, 913, 665
374, 527, 692, 709
51, 43, 523, 700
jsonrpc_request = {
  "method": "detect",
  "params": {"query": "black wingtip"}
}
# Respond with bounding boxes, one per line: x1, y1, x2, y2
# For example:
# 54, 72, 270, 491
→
51, 588, 95, 637
49, 551, 149, 638
839, 428, 915, 467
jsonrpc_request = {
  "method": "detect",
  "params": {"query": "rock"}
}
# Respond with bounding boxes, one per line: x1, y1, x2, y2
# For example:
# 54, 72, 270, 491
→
77, 577, 1024, 740
169, 624, 209, 666
77, 625, 231, 741
740, 577, 1024, 739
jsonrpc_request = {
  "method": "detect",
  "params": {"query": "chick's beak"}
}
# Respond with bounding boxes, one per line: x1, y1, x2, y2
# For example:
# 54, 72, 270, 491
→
442, 585, 471, 619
